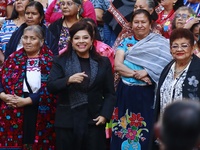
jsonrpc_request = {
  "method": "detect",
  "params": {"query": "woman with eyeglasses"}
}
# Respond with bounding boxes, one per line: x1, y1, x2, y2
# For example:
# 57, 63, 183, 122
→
48, 0, 82, 54
171, 6, 200, 55
151, 28, 200, 150
0, 25, 56, 149
154, 27, 200, 126
45, 0, 96, 26
171, 6, 199, 30
155, 0, 183, 39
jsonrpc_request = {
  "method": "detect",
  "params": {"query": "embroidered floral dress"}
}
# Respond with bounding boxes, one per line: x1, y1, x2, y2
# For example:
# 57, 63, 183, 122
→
0, 46, 56, 149
110, 36, 155, 150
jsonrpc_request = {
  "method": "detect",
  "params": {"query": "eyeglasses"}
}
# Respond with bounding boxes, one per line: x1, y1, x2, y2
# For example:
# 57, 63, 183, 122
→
175, 14, 190, 20
21, 36, 39, 41
60, 1, 74, 6
171, 43, 190, 50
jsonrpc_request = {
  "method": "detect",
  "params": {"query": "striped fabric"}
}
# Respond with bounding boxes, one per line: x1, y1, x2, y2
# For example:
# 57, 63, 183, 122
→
184, 0, 200, 16
125, 33, 172, 84
0, 20, 18, 53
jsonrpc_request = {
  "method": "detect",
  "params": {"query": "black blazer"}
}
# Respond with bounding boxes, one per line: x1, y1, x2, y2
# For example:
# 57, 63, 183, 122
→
48, 18, 63, 47
155, 54, 200, 121
47, 54, 116, 128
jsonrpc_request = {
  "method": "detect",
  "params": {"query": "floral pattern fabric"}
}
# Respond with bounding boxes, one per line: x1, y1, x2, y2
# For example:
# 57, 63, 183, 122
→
112, 108, 148, 143
160, 62, 190, 114
58, 26, 70, 52
0, 46, 56, 149
110, 80, 155, 150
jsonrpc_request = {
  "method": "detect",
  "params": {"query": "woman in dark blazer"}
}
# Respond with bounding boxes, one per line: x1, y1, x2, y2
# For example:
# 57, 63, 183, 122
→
47, 21, 116, 150
152, 28, 200, 150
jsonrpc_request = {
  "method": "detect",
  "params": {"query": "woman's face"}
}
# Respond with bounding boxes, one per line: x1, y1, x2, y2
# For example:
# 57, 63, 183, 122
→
175, 10, 190, 29
60, 0, 80, 17
192, 24, 200, 42
160, 0, 176, 8
170, 38, 193, 62
22, 30, 44, 56
132, 13, 151, 40
25, 6, 42, 26
72, 30, 93, 58
15, 0, 30, 13
134, 0, 153, 14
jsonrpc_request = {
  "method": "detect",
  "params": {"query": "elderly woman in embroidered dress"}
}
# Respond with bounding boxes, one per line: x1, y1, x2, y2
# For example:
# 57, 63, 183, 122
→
110, 9, 172, 150
0, 25, 56, 149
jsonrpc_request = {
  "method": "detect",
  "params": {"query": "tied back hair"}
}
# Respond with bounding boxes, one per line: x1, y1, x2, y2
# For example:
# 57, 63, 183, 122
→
61, 21, 102, 62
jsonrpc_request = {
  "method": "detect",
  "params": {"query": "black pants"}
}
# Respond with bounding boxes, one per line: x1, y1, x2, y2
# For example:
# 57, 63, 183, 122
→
55, 125, 106, 150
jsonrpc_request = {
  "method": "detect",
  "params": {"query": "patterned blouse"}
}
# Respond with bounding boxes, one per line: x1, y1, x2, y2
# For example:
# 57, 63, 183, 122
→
0, 20, 18, 53
58, 26, 70, 51
160, 61, 191, 114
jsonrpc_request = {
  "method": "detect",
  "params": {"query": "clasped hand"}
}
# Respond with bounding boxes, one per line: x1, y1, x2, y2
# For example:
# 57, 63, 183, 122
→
3, 94, 26, 108
133, 70, 152, 85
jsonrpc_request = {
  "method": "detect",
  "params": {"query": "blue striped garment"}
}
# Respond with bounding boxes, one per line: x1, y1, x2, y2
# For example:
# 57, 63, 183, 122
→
0, 20, 18, 53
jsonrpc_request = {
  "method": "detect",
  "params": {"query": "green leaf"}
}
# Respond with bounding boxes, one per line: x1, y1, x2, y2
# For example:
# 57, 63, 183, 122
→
142, 121, 147, 126
112, 122, 118, 128
134, 136, 139, 142
131, 126, 137, 130
128, 139, 132, 144
137, 128, 149, 136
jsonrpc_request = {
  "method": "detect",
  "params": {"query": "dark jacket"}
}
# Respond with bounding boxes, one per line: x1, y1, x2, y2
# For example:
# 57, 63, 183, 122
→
47, 54, 116, 128
48, 18, 63, 47
5, 23, 58, 59
150, 55, 200, 150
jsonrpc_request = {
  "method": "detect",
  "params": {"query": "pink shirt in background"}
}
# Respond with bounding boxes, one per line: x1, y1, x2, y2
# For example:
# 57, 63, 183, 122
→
45, 0, 96, 25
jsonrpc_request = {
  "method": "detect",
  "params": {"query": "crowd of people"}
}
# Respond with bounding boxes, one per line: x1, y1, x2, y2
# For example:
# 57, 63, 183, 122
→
0, 0, 199, 149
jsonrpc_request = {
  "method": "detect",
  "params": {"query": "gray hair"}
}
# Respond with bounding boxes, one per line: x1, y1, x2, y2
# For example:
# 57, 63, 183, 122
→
175, 6, 196, 16
23, 25, 45, 40
172, 6, 196, 29
146, 0, 155, 10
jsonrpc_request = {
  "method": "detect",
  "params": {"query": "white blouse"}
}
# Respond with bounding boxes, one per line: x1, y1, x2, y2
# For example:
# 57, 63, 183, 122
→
23, 58, 41, 93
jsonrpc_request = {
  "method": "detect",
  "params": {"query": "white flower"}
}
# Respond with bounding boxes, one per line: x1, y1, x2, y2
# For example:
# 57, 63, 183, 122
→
188, 76, 199, 87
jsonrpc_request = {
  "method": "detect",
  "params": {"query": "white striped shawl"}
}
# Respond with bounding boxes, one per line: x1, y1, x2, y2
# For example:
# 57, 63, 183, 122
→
125, 33, 172, 84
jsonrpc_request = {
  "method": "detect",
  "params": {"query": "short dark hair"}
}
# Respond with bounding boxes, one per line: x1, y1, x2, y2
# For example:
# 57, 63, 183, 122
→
161, 100, 200, 150
170, 28, 194, 47
130, 9, 152, 24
